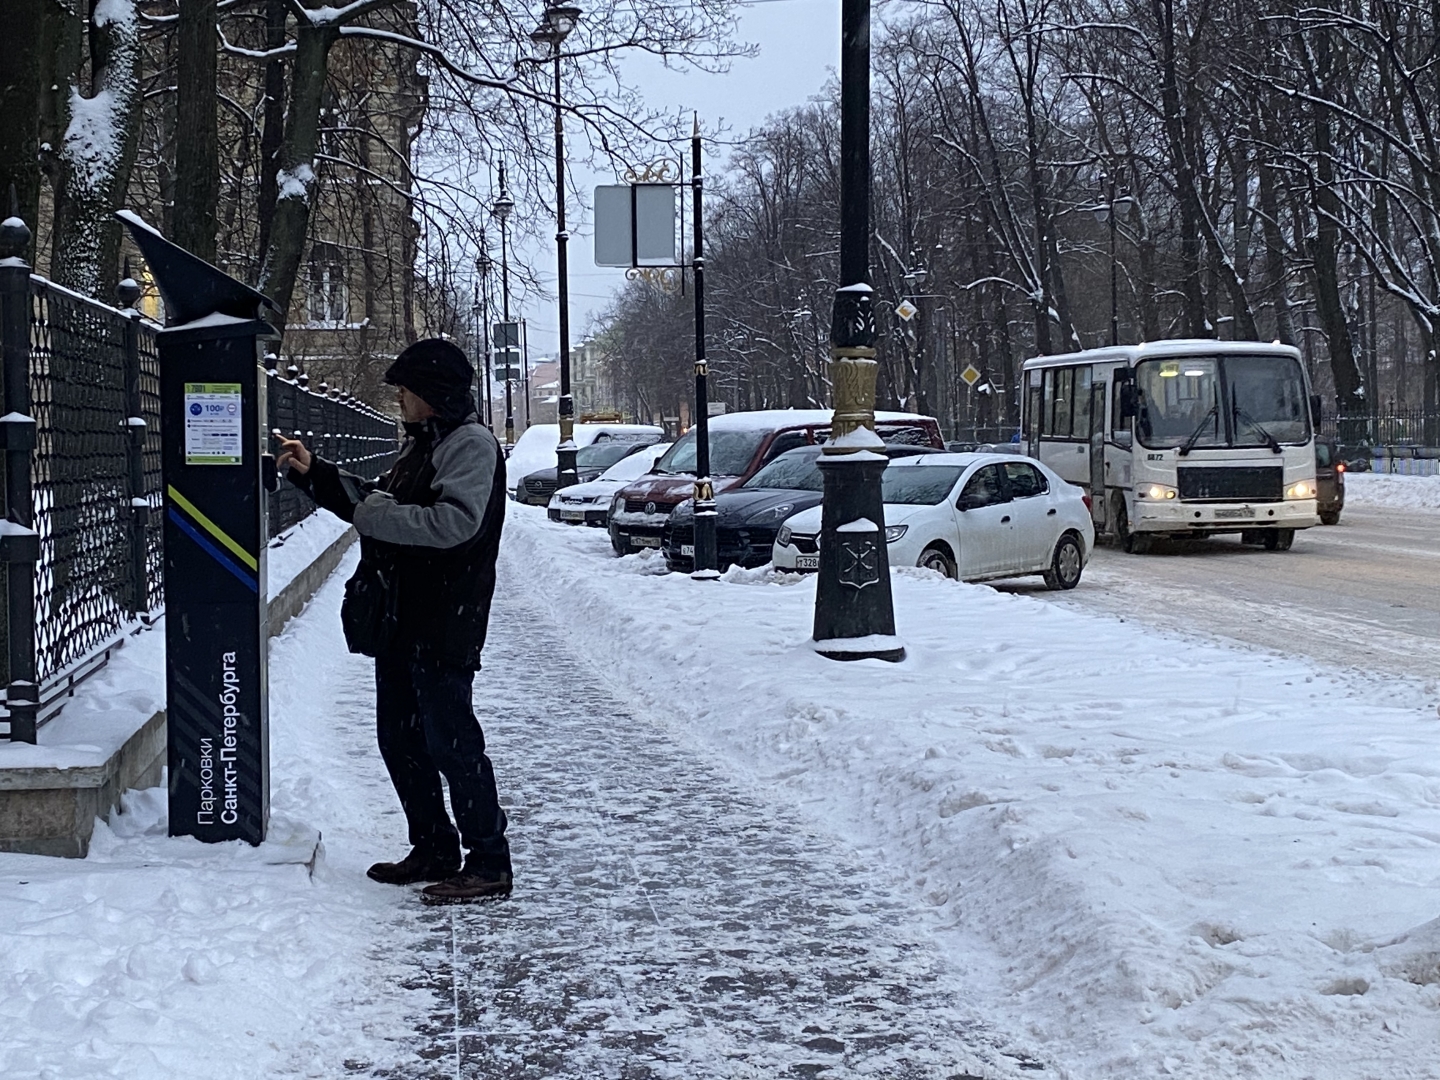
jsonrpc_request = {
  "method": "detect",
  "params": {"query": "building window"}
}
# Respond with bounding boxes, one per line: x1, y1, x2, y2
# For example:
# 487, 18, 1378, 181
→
307, 244, 347, 325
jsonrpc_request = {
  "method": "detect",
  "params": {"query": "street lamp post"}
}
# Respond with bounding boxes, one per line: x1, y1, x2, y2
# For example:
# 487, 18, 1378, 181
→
1094, 174, 1133, 347
476, 245, 494, 431
811, 0, 904, 663
531, 2, 582, 490
491, 164, 515, 446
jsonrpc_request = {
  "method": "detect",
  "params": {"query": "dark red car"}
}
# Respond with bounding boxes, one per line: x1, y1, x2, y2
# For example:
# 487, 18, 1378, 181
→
607, 409, 945, 556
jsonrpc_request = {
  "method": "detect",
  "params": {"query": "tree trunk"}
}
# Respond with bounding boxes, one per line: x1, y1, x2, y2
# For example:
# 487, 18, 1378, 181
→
50, 0, 143, 298
1152, 0, 1208, 336
0, 0, 46, 234
255, 0, 288, 272
1300, 34, 1362, 423
172, 0, 218, 261
257, 18, 338, 328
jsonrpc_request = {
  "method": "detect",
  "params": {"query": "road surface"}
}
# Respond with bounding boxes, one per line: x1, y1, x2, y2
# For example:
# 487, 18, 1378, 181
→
1003, 506, 1440, 682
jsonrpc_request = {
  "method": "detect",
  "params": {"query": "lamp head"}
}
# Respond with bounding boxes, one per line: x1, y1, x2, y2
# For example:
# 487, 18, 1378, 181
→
531, 2, 581, 46
491, 189, 514, 224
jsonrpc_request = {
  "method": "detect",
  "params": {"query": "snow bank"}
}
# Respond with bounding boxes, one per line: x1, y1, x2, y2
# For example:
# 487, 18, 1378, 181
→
0, 552, 433, 1079
1346, 472, 1440, 513
504, 503, 1440, 1080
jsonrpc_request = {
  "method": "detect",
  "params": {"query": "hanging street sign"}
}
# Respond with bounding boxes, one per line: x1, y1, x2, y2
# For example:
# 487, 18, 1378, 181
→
960, 364, 983, 387
492, 345, 522, 382
896, 299, 919, 322
594, 183, 679, 268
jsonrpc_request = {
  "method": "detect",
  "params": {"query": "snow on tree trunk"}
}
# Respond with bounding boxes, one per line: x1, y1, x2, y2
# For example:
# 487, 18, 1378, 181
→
51, 0, 141, 299
256, 20, 339, 333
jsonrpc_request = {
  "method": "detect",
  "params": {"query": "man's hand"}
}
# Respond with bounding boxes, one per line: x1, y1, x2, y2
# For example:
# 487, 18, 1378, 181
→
275, 431, 312, 475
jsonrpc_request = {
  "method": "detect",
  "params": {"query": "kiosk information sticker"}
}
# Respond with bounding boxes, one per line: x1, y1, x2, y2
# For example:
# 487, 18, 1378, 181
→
184, 382, 244, 464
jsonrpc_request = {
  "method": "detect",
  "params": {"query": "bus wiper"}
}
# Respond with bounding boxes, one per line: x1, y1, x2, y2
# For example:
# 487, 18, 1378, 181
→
1177, 403, 1219, 456
1231, 392, 1283, 453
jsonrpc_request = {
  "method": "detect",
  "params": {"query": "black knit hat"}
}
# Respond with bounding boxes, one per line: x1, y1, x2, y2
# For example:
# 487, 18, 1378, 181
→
384, 338, 476, 423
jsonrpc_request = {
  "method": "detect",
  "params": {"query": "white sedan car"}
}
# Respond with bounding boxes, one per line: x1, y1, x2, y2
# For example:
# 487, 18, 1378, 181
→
773, 453, 1095, 589
547, 443, 672, 527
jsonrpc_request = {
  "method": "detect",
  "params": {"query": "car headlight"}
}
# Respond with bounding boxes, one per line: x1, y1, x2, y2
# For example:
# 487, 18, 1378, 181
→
1137, 483, 1178, 500
1286, 480, 1317, 499
885, 524, 908, 543
610, 492, 624, 515
776, 525, 792, 548
750, 502, 794, 525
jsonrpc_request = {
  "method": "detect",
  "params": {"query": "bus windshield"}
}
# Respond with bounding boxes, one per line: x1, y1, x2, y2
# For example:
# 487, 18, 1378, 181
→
1135, 354, 1309, 450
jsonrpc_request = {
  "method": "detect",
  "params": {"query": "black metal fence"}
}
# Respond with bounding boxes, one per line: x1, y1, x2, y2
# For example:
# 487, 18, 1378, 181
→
1319, 409, 1440, 449
266, 368, 400, 534
0, 220, 398, 741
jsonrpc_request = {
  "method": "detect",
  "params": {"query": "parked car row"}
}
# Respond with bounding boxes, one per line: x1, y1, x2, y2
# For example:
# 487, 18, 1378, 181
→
534, 409, 1096, 590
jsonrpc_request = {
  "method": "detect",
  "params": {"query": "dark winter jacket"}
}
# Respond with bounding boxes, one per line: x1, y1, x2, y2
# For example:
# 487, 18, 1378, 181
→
290, 414, 505, 668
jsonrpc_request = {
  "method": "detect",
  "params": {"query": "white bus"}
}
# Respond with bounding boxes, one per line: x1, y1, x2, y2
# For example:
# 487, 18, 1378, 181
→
1021, 341, 1319, 552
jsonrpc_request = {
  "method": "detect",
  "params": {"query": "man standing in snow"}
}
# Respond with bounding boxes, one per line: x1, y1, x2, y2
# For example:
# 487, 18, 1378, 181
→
276, 339, 512, 902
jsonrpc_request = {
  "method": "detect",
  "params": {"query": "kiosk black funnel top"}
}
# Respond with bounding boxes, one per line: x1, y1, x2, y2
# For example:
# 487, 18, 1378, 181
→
117, 210, 277, 328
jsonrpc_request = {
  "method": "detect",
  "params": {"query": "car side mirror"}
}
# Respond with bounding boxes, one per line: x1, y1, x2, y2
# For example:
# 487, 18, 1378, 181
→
956, 493, 979, 512
1310, 394, 1324, 424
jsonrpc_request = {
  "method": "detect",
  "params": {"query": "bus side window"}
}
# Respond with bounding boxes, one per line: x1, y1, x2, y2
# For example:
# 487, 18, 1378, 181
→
1052, 367, 1075, 437
1074, 366, 1093, 437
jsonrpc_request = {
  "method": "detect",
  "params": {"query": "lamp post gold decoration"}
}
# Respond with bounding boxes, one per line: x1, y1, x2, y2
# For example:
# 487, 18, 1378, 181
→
812, 0, 904, 663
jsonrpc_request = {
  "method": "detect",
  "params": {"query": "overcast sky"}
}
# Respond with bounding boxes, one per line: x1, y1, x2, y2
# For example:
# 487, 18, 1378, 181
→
510, 0, 840, 362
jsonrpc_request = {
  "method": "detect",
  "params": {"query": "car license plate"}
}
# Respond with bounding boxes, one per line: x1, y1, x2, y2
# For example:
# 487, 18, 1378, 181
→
1213, 507, 1250, 519
560, 510, 585, 521
680, 544, 694, 556
796, 554, 819, 570
633, 536, 661, 548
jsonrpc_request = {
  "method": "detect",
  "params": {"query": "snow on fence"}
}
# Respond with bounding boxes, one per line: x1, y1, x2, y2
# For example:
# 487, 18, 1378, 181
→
0, 220, 398, 741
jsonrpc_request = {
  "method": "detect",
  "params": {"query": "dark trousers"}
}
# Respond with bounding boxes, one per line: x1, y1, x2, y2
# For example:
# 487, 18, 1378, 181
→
374, 651, 509, 869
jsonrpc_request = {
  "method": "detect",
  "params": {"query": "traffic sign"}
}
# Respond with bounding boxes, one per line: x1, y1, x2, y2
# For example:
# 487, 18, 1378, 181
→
961, 364, 982, 387
492, 321, 519, 349
896, 299, 919, 322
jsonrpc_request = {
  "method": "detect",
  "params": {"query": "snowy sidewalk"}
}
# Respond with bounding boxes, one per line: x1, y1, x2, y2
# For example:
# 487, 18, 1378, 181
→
390, 588, 1043, 1079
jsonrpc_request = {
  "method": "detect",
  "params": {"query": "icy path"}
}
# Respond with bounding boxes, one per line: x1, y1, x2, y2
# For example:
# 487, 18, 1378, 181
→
390, 587, 1043, 1079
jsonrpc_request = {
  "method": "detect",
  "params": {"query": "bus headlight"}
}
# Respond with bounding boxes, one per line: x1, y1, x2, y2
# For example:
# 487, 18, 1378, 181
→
1137, 483, 1178, 500
1286, 480, 1317, 500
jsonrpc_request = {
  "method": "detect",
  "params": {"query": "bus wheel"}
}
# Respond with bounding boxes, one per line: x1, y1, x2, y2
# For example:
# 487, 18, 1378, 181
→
1117, 505, 1151, 554
1043, 534, 1084, 590
1263, 529, 1295, 551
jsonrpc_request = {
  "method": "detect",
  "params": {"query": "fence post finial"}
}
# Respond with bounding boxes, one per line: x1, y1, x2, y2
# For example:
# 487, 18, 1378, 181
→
0, 187, 31, 261
117, 257, 142, 310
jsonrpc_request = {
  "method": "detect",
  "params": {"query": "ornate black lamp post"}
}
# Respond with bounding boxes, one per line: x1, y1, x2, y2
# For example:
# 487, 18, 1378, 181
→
531, 1, 582, 489
811, 0, 904, 663
475, 245, 494, 430
491, 165, 516, 446
1094, 174, 1133, 347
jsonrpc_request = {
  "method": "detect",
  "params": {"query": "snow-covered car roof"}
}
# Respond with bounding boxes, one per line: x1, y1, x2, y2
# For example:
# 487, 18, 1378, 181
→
884, 451, 1030, 469
705, 408, 935, 433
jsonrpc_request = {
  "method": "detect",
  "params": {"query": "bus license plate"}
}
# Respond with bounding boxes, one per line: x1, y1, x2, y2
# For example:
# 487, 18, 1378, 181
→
560, 510, 586, 521
681, 544, 694, 556
797, 555, 819, 570
1214, 508, 1250, 519
633, 536, 661, 548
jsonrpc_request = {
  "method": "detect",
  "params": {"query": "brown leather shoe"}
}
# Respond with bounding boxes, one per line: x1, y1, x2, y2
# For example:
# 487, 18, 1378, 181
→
421, 868, 513, 903
366, 848, 461, 886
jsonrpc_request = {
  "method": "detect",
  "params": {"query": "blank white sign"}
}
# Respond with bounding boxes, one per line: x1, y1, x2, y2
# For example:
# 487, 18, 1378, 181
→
594, 184, 678, 267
